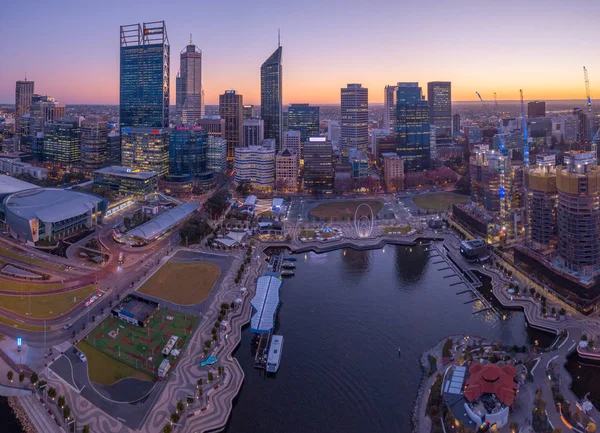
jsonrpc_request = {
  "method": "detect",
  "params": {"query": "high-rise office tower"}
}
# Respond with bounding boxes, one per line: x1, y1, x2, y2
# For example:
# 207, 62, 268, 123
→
15, 80, 34, 146
108, 130, 121, 165
29, 95, 66, 137
243, 105, 254, 120
198, 118, 225, 138
327, 120, 341, 146
287, 104, 319, 143
303, 137, 334, 194
207, 136, 227, 174
284, 130, 301, 159
528, 101, 546, 118
427, 82, 452, 141
43, 117, 81, 164
81, 115, 109, 169
261, 44, 283, 151
396, 83, 431, 172
219, 90, 243, 158
120, 21, 170, 129
169, 126, 209, 178
176, 39, 202, 125
234, 143, 275, 192
276, 149, 298, 194
243, 119, 264, 147
383, 85, 398, 133
452, 114, 461, 135
340, 84, 368, 156
121, 127, 170, 176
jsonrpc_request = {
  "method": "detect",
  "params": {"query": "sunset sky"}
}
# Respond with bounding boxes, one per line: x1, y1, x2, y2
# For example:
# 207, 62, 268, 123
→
2, 0, 600, 105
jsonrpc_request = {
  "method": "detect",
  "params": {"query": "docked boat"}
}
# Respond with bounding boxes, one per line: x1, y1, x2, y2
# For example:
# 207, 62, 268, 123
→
281, 262, 296, 269
281, 270, 295, 277
266, 335, 284, 373
284, 257, 297, 261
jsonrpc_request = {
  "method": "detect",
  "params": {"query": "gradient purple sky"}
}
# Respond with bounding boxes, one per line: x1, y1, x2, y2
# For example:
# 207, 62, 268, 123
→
2, 0, 600, 105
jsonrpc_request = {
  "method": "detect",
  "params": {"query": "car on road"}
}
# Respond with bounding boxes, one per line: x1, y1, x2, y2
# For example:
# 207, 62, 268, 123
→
77, 352, 87, 362
63, 323, 73, 330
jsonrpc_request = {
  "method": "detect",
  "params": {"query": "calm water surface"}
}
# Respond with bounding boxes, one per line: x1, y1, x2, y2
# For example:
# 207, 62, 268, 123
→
226, 244, 552, 433
0, 397, 23, 433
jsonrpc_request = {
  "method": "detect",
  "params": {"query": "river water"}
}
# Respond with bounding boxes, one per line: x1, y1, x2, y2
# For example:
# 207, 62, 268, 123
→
0, 397, 23, 433
225, 243, 553, 433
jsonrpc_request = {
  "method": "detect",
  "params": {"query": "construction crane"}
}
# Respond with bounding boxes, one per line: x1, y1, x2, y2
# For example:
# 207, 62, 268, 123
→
475, 91, 488, 115
520, 89, 529, 166
584, 66, 592, 113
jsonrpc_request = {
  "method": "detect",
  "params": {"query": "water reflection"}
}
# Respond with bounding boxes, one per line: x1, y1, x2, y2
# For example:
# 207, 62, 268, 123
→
394, 244, 428, 285
341, 248, 371, 278
566, 353, 600, 408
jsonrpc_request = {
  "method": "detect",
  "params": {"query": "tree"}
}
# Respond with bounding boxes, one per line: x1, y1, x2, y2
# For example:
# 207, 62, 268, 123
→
82, 426, 90, 433
530, 288, 536, 296
163, 424, 173, 433
589, 339, 596, 349
509, 422, 520, 433
236, 180, 253, 197
177, 399, 184, 412
18, 372, 24, 383
7, 371, 13, 382
552, 307, 556, 315
588, 422, 597, 433
582, 334, 589, 341
29, 372, 38, 385
170, 412, 180, 423
208, 372, 214, 382
197, 378, 203, 387
48, 387, 57, 399
63, 404, 71, 420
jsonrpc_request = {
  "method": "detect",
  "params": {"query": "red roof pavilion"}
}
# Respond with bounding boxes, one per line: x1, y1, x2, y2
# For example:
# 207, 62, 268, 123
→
463, 363, 518, 407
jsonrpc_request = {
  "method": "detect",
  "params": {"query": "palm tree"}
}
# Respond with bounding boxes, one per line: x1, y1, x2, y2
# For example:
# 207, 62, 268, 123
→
29, 372, 38, 385
48, 387, 56, 399
63, 404, 71, 420
176, 400, 184, 412
170, 412, 180, 423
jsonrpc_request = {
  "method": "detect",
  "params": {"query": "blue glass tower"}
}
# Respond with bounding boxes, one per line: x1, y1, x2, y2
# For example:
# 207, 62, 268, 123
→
169, 126, 210, 179
261, 45, 283, 152
287, 103, 319, 143
395, 83, 431, 172
120, 22, 170, 129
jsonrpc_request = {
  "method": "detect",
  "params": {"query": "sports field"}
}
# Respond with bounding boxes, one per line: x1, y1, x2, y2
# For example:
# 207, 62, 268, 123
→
412, 193, 469, 211
138, 262, 220, 305
0, 285, 97, 318
84, 309, 198, 379
309, 200, 383, 220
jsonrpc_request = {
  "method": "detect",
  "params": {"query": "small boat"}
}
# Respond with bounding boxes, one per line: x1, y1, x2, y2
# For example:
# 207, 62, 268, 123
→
398, 348, 401, 357
281, 262, 296, 269
266, 336, 284, 373
281, 270, 295, 277
284, 257, 297, 261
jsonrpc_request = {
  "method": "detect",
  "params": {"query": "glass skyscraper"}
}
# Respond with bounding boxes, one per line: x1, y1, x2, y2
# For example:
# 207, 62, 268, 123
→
427, 81, 452, 141
340, 84, 369, 157
120, 22, 170, 129
169, 126, 209, 179
396, 83, 431, 172
261, 45, 283, 152
43, 117, 81, 164
121, 127, 170, 176
175, 40, 202, 125
287, 103, 319, 143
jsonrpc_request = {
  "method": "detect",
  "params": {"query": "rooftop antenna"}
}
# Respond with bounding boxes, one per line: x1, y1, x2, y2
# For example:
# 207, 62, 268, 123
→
278, 28, 280, 47
190, 33, 192, 45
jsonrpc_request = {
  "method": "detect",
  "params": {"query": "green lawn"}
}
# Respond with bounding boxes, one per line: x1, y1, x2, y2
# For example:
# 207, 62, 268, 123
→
0, 247, 64, 272
309, 200, 383, 220
0, 285, 97, 318
86, 309, 198, 378
138, 262, 220, 305
299, 230, 316, 239
412, 193, 469, 211
0, 279, 63, 293
0, 315, 49, 331
77, 340, 154, 386
383, 225, 411, 235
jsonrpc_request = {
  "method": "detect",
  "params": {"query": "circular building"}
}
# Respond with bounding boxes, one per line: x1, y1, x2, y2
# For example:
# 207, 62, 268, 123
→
3, 188, 108, 243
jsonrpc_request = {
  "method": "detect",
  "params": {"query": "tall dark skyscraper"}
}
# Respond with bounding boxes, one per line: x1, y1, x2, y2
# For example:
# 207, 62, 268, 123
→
120, 21, 170, 129
287, 103, 319, 142
81, 115, 109, 169
427, 81, 451, 141
169, 126, 209, 178
176, 38, 202, 125
396, 82, 430, 172
219, 90, 243, 159
15, 80, 34, 146
383, 84, 398, 133
340, 83, 369, 156
261, 44, 283, 151
528, 101, 546, 118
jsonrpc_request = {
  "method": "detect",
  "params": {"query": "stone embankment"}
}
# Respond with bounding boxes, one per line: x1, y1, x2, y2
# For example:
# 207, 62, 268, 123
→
8, 397, 36, 433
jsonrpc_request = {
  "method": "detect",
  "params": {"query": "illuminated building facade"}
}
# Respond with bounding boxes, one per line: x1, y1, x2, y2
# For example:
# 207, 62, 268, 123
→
15, 80, 34, 148
427, 81, 452, 141
524, 154, 557, 251
340, 83, 368, 156
383, 153, 404, 191
396, 83, 430, 171
121, 127, 170, 177
93, 166, 158, 196
219, 90, 243, 159
169, 126, 209, 179
243, 119, 264, 147
43, 117, 81, 164
261, 46, 283, 151
81, 116, 109, 169
275, 149, 298, 194
175, 41, 202, 125
383, 85, 398, 134
207, 137, 227, 174
234, 143, 275, 192
287, 104, 319, 143
303, 137, 333, 194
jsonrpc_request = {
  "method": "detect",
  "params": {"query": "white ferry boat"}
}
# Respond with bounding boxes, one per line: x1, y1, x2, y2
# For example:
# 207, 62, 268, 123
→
266, 335, 284, 373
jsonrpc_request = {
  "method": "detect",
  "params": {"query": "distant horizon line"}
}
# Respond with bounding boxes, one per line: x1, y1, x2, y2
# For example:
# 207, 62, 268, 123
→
0, 98, 590, 107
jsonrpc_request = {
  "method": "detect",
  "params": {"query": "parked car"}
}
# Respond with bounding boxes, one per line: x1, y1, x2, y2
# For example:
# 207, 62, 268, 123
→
77, 352, 87, 363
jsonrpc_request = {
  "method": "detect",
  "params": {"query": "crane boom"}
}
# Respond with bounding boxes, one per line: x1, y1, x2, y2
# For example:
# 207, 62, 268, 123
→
584, 66, 592, 113
520, 89, 529, 166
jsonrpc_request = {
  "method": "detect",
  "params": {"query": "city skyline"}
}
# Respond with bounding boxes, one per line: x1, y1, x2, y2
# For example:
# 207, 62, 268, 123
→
2, 0, 600, 105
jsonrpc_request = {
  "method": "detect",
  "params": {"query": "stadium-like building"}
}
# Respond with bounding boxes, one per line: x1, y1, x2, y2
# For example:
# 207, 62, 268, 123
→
3, 187, 108, 243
